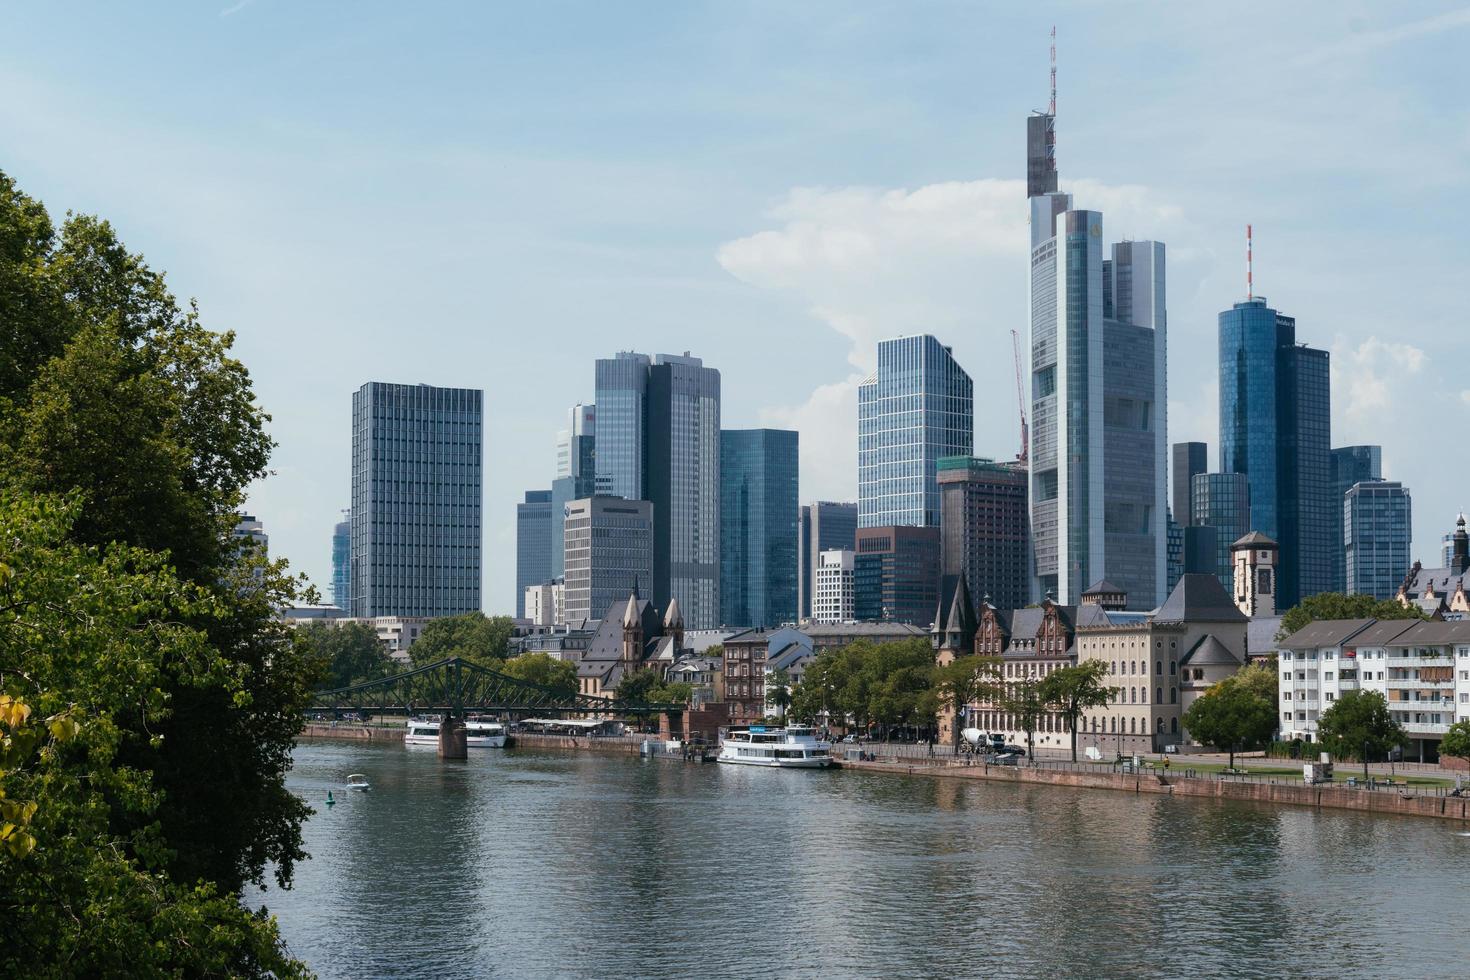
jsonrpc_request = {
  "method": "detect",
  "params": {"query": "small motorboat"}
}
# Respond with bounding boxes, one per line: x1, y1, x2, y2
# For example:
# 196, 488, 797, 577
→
345, 773, 371, 792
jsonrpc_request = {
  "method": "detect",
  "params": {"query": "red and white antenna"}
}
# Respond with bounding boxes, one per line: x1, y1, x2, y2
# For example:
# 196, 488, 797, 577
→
1246, 224, 1253, 300
1049, 26, 1057, 116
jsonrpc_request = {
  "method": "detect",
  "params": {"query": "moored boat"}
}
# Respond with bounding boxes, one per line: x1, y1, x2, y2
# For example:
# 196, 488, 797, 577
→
717, 725, 832, 768
404, 717, 509, 748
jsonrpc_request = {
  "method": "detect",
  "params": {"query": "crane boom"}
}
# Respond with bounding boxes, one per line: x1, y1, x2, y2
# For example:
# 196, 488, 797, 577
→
1011, 329, 1029, 464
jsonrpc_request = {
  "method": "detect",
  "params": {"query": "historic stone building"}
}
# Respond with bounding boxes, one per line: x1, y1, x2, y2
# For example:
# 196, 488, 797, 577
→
576, 590, 687, 699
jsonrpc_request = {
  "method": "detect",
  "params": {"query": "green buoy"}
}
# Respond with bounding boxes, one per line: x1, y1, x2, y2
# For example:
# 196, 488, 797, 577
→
326, 791, 335, 806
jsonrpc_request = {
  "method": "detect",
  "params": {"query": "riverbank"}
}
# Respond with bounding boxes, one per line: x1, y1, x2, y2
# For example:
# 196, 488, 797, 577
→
841, 756, 1470, 823
300, 726, 649, 756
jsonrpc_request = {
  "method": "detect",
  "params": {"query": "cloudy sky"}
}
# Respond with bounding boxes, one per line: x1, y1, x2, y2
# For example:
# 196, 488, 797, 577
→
4, 2, 1467, 611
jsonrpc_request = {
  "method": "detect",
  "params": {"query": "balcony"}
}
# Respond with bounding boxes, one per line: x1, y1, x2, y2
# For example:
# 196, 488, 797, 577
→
1388, 699, 1454, 713
1386, 679, 1453, 690
1387, 656, 1451, 668
1402, 721, 1452, 736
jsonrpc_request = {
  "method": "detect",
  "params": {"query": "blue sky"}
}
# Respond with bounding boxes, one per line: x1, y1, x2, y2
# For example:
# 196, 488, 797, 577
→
4, 1, 1468, 611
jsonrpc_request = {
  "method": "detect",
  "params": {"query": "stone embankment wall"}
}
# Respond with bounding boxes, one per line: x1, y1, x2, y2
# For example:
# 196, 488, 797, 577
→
841, 758, 1470, 824
302, 723, 388, 741
511, 733, 645, 755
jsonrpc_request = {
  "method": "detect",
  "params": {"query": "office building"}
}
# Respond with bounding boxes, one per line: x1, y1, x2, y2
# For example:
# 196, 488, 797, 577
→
857, 335, 973, 529
524, 580, 564, 628
561, 496, 654, 626
551, 403, 597, 580
853, 525, 941, 625
331, 511, 350, 611
1330, 445, 1383, 591
1182, 524, 1219, 579
799, 501, 858, 620
1166, 518, 1183, 594
349, 382, 482, 618
1218, 296, 1333, 607
1344, 481, 1411, 601
1192, 473, 1250, 590
233, 514, 267, 552
937, 456, 1030, 610
812, 549, 855, 624
719, 428, 799, 628
1172, 442, 1208, 528
516, 490, 553, 618
594, 351, 721, 628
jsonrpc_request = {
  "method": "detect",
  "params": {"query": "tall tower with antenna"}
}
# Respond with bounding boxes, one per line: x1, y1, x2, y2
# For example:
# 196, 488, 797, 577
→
1026, 26, 1058, 201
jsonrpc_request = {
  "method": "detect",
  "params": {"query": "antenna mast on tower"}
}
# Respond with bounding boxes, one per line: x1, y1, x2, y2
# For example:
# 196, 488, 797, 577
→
1049, 26, 1057, 116
1247, 224, 1253, 300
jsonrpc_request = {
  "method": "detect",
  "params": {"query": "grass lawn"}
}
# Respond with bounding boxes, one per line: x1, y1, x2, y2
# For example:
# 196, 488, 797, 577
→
1075, 758, 1456, 788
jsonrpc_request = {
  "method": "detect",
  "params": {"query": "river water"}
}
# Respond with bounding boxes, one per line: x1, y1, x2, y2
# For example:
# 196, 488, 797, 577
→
254, 740, 1470, 978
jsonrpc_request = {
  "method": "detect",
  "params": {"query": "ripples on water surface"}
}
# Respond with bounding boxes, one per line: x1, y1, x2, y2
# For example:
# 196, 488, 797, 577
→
253, 741, 1470, 979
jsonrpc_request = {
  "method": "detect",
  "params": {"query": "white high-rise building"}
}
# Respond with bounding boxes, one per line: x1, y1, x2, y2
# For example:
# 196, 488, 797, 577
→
812, 549, 855, 624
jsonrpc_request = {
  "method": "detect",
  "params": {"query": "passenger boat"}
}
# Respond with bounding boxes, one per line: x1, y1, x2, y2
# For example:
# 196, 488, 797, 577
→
717, 726, 832, 768
403, 718, 508, 748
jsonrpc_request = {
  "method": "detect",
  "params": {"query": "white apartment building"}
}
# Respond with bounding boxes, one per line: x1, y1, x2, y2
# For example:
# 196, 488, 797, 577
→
812, 549, 854, 624
524, 581, 565, 627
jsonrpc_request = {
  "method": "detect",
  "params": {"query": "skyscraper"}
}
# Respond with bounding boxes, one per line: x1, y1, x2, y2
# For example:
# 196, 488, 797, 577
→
812, 550, 855, 624
1330, 445, 1383, 591
331, 511, 350, 610
719, 428, 799, 628
857, 335, 973, 529
854, 525, 941, 625
1172, 442, 1208, 528
1218, 296, 1332, 607
551, 403, 597, 580
1191, 472, 1250, 590
515, 490, 553, 618
1344, 481, 1411, 601
561, 496, 654, 625
594, 351, 721, 628
798, 502, 858, 621
350, 382, 482, 618
937, 456, 1030, 610
1027, 113, 1167, 606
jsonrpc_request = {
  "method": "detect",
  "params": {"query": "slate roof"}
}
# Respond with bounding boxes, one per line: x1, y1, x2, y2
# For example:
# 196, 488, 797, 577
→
768, 642, 814, 671
1398, 563, 1470, 599
1384, 620, 1470, 648
1082, 579, 1125, 595
1278, 618, 1376, 650
1180, 633, 1242, 667
1233, 531, 1278, 549
1345, 620, 1421, 648
1246, 616, 1283, 657
1155, 574, 1248, 624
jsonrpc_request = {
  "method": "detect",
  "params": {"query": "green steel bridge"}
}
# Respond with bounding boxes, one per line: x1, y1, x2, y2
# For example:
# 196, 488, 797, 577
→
307, 656, 683, 718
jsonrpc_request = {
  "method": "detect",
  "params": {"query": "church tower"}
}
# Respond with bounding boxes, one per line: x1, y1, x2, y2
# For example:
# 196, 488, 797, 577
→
1231, 531, 1279, 618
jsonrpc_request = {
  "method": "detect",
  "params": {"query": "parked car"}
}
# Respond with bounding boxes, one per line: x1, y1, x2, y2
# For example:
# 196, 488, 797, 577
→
1002, 745, 1029, 757
841, 734, 861, 744
990, 753, 1020, 766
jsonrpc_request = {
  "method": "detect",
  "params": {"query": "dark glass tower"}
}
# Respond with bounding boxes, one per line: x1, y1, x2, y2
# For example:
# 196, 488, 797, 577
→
1218, 297, 1332, 607
1330, 445, 1383, 591
719, 429, 799, 628
1172, 442, 1207, 528
1191, 472, 1250, 590
331, 511, 350, 611
515, 490, 553, 618
798, 502, 858, 620
937, 456, 1030, 610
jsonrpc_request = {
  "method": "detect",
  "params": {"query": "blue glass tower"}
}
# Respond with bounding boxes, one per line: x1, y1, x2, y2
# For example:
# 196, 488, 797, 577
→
719, 428, 799, 628
1218, 297, 1332, 607
331, 512, 350, 610
515, 490, 553, 618
1330, 445, 1382, 591
857, 335, 973, 529
1191, 472, 1250, 590
1344, 481, 1411, 600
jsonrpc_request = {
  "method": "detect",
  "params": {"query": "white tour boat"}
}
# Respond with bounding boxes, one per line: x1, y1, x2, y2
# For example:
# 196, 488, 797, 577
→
717, 726, 832, 768
403, 718, 508, 748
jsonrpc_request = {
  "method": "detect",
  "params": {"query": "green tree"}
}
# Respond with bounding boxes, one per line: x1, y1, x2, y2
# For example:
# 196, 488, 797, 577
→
999, 679, 1047, 758
409, 612, 515, 667
1277, 592, 1426, 642
1231, 658, 1280, 702
932, 655, 1001, 750
767, 668, 794, 718
1040, 661, 1115, 762
500, 652, 578, 701
1182, 676, 1278, 769
1317, 690, 1408, 780
1439, 720, 1470, 762
300, 621, 395, 689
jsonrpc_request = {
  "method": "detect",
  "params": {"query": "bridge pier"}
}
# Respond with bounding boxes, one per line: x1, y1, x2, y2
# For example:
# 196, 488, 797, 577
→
438, 715, 467, 759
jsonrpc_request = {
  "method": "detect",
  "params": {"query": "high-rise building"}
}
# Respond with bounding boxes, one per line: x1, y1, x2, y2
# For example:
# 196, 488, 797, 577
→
1172, 442, 1208, 528
1191, 473, 1250, 590
594, 351, 721, 628
561, 496, 653, 626
799, 502, 858, 621
812, 549, 855, 624
349, 382, 482, 618
1027, 142, 1168, 607
551, 404, 597, 580
1345, 481, 1412, 601
719, 428, 799, 628
854, 525, 941, 625
515, 490, 553, 618
331, 511, 350, 610
857, 335, 973, 529
937, 456, 1029, 610
1218, 296, 1332, 607
524, 580, 564, 627
1330, 445, 1383, 591
233, 514, 267, 553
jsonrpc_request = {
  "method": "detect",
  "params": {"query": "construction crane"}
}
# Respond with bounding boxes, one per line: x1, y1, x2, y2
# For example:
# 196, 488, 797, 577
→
1010, 329, 1028, 464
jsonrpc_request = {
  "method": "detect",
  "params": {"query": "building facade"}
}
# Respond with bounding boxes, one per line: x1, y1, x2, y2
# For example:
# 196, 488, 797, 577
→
523, 580, 564, 627
854, 525, 941, 625
937, 456, 1030, 611
798, 501, 858, 621
551, 403, 597, 580
1218, 296, 1333, 608
812, 549, 855, 624
1172, 441, 1208, 528
1344, 481, 1411, 601
515, 489, 553, 618
349, 382, 482, 618
719, 428, 799, 628
1191, 472, 1251, 590
331, 511, 350, 611
1331, 445, 1382, 592
561, 497, 654, 626
857, 334, 973, 529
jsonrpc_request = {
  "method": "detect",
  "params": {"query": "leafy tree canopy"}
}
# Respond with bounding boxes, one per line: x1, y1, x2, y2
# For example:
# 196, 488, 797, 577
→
1317, 690, 1407, 777
788, 639, 936, 732
1439, 720, 1470, 762
300, 621, 396, 690
1039, 661, 1115, 761
1182, 674, 1278, 769
500, 653, 578, 701
409, 612, 515, 667
1278, 593, 1426, 642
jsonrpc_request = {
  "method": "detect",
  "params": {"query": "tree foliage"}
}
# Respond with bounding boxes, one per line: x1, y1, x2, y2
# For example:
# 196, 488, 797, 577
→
1439, 720, 1470, 762
1316, 690, 1407, 778
931, 655, 1001, 747
1039, 661, 1115, 761
788, 639, 936, 734
1277, 592, 1427, 642
299, 621, 396, 690
1182, 675, 1278, 769
500, 653, 578, 701
409, 612, 515, 667
998, 679, 1047, 756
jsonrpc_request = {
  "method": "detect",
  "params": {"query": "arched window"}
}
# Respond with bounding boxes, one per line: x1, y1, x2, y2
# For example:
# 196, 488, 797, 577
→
1156, 687, 1163, 704
1130, 661, 1136, 675
1169, 660, 1176, 676
1130, 717, 1137, 734
1171, 717, 1179, 734
1156, 718, 1164, 733
1155, 661, 1162, 675
1129, 687, 1136, 704
1170, 687, 1176, 704
1110, 717, 1117, 733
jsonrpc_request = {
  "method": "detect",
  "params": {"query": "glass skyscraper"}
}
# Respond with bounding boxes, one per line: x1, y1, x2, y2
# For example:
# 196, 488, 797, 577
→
1344, 481, 1411, 600
857, 335, 973, 529
515, 490, 553, 618
854, 525, 941, 625
1330, 445, 1382, 591
1172, 442, 1207, 528
350, 382, 482, 618
594, 354, 649, 500
719, 428, 799, 628
1218, 297, 1332, 607
798, 501, 858, 620
331, 511, 350, 610
937, 456, 1030, 610
551, 403, 596, 580
1192, 472, 1250, 590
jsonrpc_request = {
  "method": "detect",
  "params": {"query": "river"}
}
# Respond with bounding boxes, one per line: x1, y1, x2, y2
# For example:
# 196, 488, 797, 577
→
253, 739, 1470, 978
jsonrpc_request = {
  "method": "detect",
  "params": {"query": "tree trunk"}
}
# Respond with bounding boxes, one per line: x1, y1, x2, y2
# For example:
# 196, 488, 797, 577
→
1228, 746, 1234, 770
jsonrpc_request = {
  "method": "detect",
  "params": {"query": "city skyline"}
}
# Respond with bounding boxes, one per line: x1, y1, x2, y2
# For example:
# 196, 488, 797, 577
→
5, 5, 1466, 610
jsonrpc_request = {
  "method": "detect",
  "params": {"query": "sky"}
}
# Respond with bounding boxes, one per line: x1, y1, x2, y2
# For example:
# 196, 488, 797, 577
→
3, 1, 1468, 613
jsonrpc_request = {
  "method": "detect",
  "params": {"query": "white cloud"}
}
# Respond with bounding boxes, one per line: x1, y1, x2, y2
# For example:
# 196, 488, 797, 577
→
1332, 337, 1426, 427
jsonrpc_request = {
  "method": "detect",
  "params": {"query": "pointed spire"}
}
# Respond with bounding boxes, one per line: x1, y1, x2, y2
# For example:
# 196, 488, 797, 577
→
622, 591, 641, 629
663, 595, 683, 629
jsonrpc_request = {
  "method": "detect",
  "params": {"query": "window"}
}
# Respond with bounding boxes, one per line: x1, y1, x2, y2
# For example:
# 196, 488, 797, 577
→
1155, 661, 1162, 676
1169, 661, 1176, 676
1283, 711, 1292, 721
1325, 672, 1334, 682
1325, 693, 1335, 702
1170, 688, 1176, 704
1282, 671, 1291, 680
1156, 687, 1163, 705
1156, 718, 1164, 733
